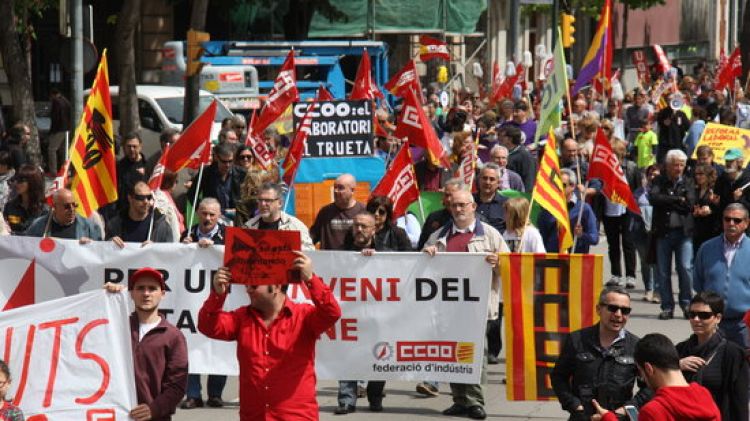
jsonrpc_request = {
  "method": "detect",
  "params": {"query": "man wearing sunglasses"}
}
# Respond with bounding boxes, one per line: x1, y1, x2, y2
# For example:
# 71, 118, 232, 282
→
694, 202, 750, 348
106, 181, 175, 247
187, 143, 246, 220
552, 287, 652, 420
25, 188, 101, 242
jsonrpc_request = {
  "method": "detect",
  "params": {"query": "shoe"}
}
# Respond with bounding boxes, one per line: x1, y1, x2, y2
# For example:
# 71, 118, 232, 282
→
357, 385, 366, 398
416, 382, 439, 397
605, 276, 622, 287
644, 290, 653, 302
334, 405, 356, 415
206, 397, 223, 407
442, 404, 468, 416
625, 277, 636, 289
658, 310, 673, 320
681, 306, 690, 320
369, 400, 383, 412
488, 355, 500, 365
468, 405, 487, 420
651, 292, 661, 304
180, 398, 204, 409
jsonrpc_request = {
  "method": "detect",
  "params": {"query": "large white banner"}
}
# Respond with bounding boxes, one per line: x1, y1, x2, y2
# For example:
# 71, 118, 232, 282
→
0, 289, 136, 420
0, 237, 491, 383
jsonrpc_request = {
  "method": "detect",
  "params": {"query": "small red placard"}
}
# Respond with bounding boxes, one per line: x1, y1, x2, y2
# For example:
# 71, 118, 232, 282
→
224, 227, 302, 285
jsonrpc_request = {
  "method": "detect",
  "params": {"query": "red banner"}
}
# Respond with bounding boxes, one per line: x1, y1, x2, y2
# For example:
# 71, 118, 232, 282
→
224, 228, 301, 285
631, 50, 650, 84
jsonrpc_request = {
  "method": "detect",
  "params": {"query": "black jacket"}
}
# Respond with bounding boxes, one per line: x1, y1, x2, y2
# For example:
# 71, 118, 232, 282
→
105, 209, 174, 243
187, 164, 246, 211
649, 173, 695, 237
551, 324, 652, 419
180, 223, 227, 245
507, 144, 537, 192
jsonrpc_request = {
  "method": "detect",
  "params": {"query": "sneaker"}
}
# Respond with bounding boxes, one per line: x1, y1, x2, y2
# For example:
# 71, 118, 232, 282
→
658, 310, 674, 320
651, 292, 661, 304
625, 277, 636, 289
415, 382, 439, 397
180, 398, 204, 409
605, 276, 622, 287
644, 290, 653, 302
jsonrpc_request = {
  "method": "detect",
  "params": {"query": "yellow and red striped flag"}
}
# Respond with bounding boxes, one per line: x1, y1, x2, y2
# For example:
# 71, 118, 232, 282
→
500, 253, 603, 400
531, 129, 572, 251
70, 49, 117, 217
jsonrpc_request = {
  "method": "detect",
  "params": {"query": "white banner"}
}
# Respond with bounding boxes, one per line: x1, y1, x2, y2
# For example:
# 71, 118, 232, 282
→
0, 237, 491, 383
0, 289, 136, 420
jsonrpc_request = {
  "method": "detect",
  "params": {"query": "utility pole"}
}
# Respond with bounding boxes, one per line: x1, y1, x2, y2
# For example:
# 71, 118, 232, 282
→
183, 0, 209, 126
70, 0, 83, 126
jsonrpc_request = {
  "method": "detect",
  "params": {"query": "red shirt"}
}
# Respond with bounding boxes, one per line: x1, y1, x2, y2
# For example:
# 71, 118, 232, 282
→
601, 382, 720, 421
198, 275, 341, 420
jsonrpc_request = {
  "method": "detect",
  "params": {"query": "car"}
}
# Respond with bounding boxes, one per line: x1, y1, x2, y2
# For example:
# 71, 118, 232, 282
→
85, 85, 234, 160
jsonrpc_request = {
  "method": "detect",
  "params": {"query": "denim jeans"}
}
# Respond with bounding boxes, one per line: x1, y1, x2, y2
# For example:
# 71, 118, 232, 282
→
338, 381, 385, 406
630, 228, 656, 292
719, 318, 750, 348
656, 228, 693, 312
186, 374, 227, 399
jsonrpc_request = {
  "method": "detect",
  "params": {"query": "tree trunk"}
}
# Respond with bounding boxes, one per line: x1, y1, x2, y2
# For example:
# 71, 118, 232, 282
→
741, 0, 750, 86
183, 0, 210, 126
0, 0, 40, 165
620, 4, 629, 77
115, 0, 142, 138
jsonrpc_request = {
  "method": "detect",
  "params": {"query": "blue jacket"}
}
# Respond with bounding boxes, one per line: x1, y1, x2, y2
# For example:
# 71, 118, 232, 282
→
538, 197, 599, 253
694, 234, 750, 319
25, 213, 102, 240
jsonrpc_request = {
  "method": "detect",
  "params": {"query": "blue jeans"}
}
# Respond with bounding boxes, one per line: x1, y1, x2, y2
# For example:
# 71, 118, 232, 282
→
186, 374, 227, 399
338, 381, 385, 406
656, 229, 693, 312
631, 228, 656, 292
719, 318, 750, 348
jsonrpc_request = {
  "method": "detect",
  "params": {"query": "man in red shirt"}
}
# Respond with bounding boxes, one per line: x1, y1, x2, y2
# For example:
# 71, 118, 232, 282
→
595, 333, 720, 421
198, 252, 341, 420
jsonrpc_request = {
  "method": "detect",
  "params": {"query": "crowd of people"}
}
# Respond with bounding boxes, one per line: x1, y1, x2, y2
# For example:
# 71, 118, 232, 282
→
1, 56, 750, 420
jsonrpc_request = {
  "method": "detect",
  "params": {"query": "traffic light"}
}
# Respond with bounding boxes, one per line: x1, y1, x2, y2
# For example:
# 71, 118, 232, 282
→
186, 29, 210, 77
561, 13, 575, 48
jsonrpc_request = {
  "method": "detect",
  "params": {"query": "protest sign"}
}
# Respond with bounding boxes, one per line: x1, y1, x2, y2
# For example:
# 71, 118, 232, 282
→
292, 100, 373, 157
500, 253, 603, 401
692, 122, 750, 163
0, 237, 491, 383
0, 289, 136, 420
224, 227, 301, 285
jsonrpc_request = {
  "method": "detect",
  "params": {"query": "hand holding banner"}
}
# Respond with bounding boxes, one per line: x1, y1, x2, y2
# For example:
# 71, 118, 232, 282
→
224, 228, 301, 285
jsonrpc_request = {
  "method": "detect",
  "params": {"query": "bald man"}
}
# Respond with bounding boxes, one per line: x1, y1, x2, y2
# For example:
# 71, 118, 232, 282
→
310, 173, 366, 250
25, 188, 101, 242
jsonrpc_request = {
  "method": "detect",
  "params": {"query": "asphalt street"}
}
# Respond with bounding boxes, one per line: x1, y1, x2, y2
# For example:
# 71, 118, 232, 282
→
173, 239, 693, 420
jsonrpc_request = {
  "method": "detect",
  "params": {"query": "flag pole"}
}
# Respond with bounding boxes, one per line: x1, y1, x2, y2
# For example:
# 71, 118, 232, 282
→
146, 192, 157, 242
64, 131, 70, 162
187, 163, 206, 235
570, 181, 589, 253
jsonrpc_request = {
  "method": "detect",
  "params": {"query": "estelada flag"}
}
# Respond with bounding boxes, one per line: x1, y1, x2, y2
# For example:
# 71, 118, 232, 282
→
394, 89, 450, 168
500, 253, 603, 400
164, 100, 217, 172
588, 128, 640, 215
371, 143, 420, 218
282, 103, 313, 186
531, 129, 572, 252
385, 60, 422, 98
350, 48, 384, 101
716, 47, 742, 91
69, 49, 117, 217
148, 145, 170, 190
418, 35, 450, 62
251, 49, 299, 135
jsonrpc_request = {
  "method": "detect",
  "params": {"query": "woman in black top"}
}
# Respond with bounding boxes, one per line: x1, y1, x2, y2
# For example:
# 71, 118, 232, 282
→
676, 291, 749, 421
691, 164, 721, 256
3, 164, 46, 234
366, 195, 412, 251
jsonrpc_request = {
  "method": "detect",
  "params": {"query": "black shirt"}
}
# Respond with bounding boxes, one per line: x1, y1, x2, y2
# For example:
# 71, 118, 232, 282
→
121, 213, 151, 243
258, 219, 281, 230
49, 218, 78, 239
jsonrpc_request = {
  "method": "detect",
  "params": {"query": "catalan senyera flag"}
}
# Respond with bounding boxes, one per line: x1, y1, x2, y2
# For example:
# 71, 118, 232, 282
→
531, 129, 572, 252
501, 252, 603, 400
572, 0, 612, 96
70, 49, 117, 217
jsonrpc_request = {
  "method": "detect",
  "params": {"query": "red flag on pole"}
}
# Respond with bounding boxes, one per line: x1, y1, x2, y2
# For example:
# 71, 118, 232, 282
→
653, 45, 671, 75
45, 160, 70, 205
371, 144, 420, 218
350, 49, 384, 101
588, 128, 640, 215
317, 85, 335, 101
251, 49, 299, 135
385, 60, 422, 98
164, 100, 217, 172
282, 104, 313, 186
245, 132, 275, 170
490, 63, 523, 105
716, 47, 742, 91
394, 89, 450, 168
148, 145, 170, 190
418, 35, 450, 62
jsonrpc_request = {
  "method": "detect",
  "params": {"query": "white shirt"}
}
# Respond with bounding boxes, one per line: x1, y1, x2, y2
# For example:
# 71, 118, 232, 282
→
139, 320, 160, 341
451, 219, 477, 235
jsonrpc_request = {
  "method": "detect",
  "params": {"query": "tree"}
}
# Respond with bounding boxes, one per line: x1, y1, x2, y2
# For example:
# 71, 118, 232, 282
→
0, 0, 53, 166
114, 0, 141, 138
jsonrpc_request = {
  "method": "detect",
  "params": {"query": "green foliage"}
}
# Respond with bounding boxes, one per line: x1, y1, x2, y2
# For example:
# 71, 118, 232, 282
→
13, 0, 55, 38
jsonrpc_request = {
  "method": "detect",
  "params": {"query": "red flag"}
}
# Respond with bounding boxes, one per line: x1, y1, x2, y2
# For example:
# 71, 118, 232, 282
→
490, 63, 523, 105
631, 50, 650, 84
394, 89, 450, 168
716, 47, 742, 91
317, 85, 335, 101
653, 45, 671, 75
185, 142, 210, 170
350, 49, 384, 101
588, 128, 640, 215
164, 100, 217, 172
371, 144, 420, 218
418, 35, 450, 62
374, 115, 390, 138
282, 104, 313, 186
251, 50, 299, 135
245, 132, 275, 170
148, 145, 170, 190
716, 48, 728, 79
45, 160, 70, 206
385, 60, 422, 98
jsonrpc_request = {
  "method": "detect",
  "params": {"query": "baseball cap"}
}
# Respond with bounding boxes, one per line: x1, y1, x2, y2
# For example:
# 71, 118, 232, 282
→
724, 148, 744, 161
128, 267, 166, 290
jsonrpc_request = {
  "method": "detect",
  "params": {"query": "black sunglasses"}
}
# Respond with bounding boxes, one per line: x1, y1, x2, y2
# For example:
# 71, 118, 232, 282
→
724, 217, 745, 224
603, 304, 632, 315
237, 155, 253, 161
687, 311, 714, 320
374, 208, 387, 216
133, 194, 153, 201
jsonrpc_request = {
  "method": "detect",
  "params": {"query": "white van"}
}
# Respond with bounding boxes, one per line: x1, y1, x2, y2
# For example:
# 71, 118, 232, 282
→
86, 85, 234, 160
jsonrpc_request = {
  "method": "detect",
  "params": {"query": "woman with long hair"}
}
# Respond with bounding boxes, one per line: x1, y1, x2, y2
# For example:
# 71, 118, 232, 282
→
501, 197, 545, 253
3, 164, 46, 234
692, 163, 721, 255
360, 196, 411, 251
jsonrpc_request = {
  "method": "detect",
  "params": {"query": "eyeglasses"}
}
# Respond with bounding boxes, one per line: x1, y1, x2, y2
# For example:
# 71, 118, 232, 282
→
237, 155, 253, 161
602, 304, 632, 315
219, 158, 234, 164
687, 311, 714, 320
353, 223, 374, 230
450, 202, 472, 209
58, 202, 78, 210
724, 216, 745, 224
132, 194, 153, 201
374, 208, 387, 216
257, 198, 278, 203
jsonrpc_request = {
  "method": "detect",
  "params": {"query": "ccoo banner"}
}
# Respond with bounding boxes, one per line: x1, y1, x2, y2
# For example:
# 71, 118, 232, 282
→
0, 237, 491, 383
500, 253, 603, 401
292, 100, 373, 158
0, 289, 137, 420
